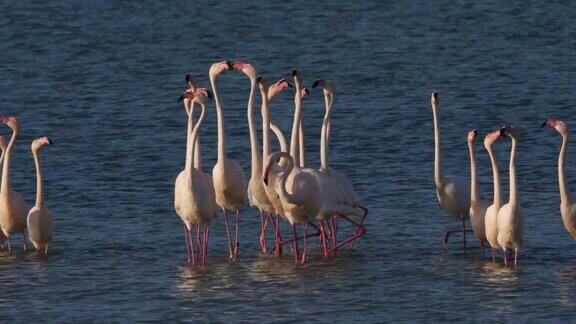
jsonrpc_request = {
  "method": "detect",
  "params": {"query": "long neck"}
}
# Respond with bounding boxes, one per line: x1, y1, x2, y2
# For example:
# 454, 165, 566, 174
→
1, 127, 17, 195
509, 137, 518, 205
188, 102, 206, 187
247, 78, 260, 178
290, 82, 302, 165
260, 87, 271, 165
270, 123, 288, 168
486, 144, 501, 207
468, 141, 478, 206
210, 75, 226, 163
184, 101, 194, 172
275, 153, 300, 205
33, 149, 45, 208
320, 92, 332, 172
432, 106, 443, 189
559, 133, 571, 206
299, 119, 306, 168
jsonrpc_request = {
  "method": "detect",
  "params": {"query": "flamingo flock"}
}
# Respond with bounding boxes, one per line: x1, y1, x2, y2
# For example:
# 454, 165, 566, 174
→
430, 92, 576, 268
0, 116, 54, 255
174, 60, 368, 268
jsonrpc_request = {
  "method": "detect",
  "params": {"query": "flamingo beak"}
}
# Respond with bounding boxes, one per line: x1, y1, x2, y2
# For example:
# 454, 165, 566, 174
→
473, 129, 477, 136
541, 119, 548, 128
47, 138, 54, 145
205, 90, 213, 99
312, 80, 320, 88
225, 60, 233, 70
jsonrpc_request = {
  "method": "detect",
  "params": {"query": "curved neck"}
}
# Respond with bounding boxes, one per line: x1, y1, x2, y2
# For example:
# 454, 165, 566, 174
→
184, 101, 194, 172
210, 75, 226, 163
559, 133, 570, 206
188, 102, 206, 187
432, 106, 443, 189
320, 92, 332, 172
508, 137, 518, 205
468, 141, 478, 206
275, 153, 300, 205
270, 123, 287, 153
486, 144, 501, 207
247, 78, 260, 178
290, 82, 302, 165
1, 127, 17, 195
33, 149, 45, 208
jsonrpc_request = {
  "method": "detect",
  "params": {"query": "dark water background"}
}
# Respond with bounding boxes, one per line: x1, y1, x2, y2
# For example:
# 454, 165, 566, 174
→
1, 1, 576, 322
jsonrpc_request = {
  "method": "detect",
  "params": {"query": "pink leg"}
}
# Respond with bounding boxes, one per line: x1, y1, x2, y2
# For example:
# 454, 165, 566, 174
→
319, 220, 329, 259
262, 214, 268, 253
234, 210, 240, 260
514, 249, 518, 267
44, 243, 49, 256
259, 211, 266, 253
302, 223, 309, 264
7, 236, 11, 252
273, 214, 283, 257
350, 206, 368, 248
291, 225, 300, 265
22, 232, 28, 252
223, 211, 234, 260
491, 248, 496, 262
183, 224, 192, 263
331, 217, 338, 255
189, 227, 196, 266
503, 249, 508, 267
196, 224, 202, 263
202, 225, 209, 268
327, 215, 367, 255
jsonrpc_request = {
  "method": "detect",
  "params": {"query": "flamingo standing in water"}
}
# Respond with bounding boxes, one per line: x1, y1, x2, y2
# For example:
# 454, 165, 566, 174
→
174, 89, 217, 267
27, 137, 54, 255
466, 129, 489, 256
429, 92, 472, 247
312, 79, 368, 252
542, 118, 576, 237
209, 60, 248, 261
484, 129, 504, 261
0, 116, 29, 252
0, 136, 8, 247
497, 126, 524, 267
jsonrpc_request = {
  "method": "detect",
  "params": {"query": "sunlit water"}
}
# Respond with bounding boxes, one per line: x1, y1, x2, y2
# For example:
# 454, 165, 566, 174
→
1, 1, 576, 321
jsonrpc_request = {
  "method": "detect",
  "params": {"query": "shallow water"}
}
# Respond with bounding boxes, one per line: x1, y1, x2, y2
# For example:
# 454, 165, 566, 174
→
1, 0, 576, 321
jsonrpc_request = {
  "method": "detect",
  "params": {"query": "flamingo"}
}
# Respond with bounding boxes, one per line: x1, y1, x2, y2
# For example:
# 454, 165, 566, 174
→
0, 116, 29, 252
497, 126, 524, 267
232, 61, 278, 254
429, 92, 472, 247
312, 79, 368, 250
0, 136, 8, 247
27, 136, 54, 255
259, 76, 292, 256
466, 129, 489, 256
484, 129, 504, 261
542, 118, 576, 237
209, 60, 248, 261
174, 89, 217, 267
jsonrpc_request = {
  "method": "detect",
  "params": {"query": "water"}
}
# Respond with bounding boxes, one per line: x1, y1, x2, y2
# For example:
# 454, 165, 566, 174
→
1, 0, 576, 321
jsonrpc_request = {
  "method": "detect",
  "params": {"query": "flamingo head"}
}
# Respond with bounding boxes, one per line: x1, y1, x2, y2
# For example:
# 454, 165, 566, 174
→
483, 129, 502, 147
267, 78, 292, 101
431, 91, 439, 108
292, 69, 303, 84
31, 136, 53, 151
300, 87, 310, 99
312, 79, 335, 96
467, 129, 477, 143
501, 125, 519, 139
192, 88, 212, 104
232, 61, 257, 79
185, 73, 198, 90
0, 116, 20, 131
179, 88, 195, 103
542, 118, 568, 135
0, 136, 6, 151
209, 60, 233, 78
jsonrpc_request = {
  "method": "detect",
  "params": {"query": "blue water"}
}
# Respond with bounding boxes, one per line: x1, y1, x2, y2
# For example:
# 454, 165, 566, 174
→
1, 1, 576, 322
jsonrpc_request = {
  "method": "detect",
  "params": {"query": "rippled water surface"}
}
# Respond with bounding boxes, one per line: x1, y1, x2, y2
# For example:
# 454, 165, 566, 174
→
1, 1, 576, 322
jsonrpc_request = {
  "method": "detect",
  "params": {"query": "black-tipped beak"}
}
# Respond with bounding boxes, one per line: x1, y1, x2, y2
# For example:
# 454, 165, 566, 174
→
312, 80, 320, 88
292, 69, 298, 77
47, 138, 54, 145
256, 75, 262, 83
185, 73, 194, 84
500, 127, 507, 137
225, 60, 233, 70
541, 120, 548, 128
304, 88, 310, 96
432, 92, 438, 100
178, 94, 184, 102
206, 90, 213, 99
287, 81, 293, 88
473, 129, 477, 136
